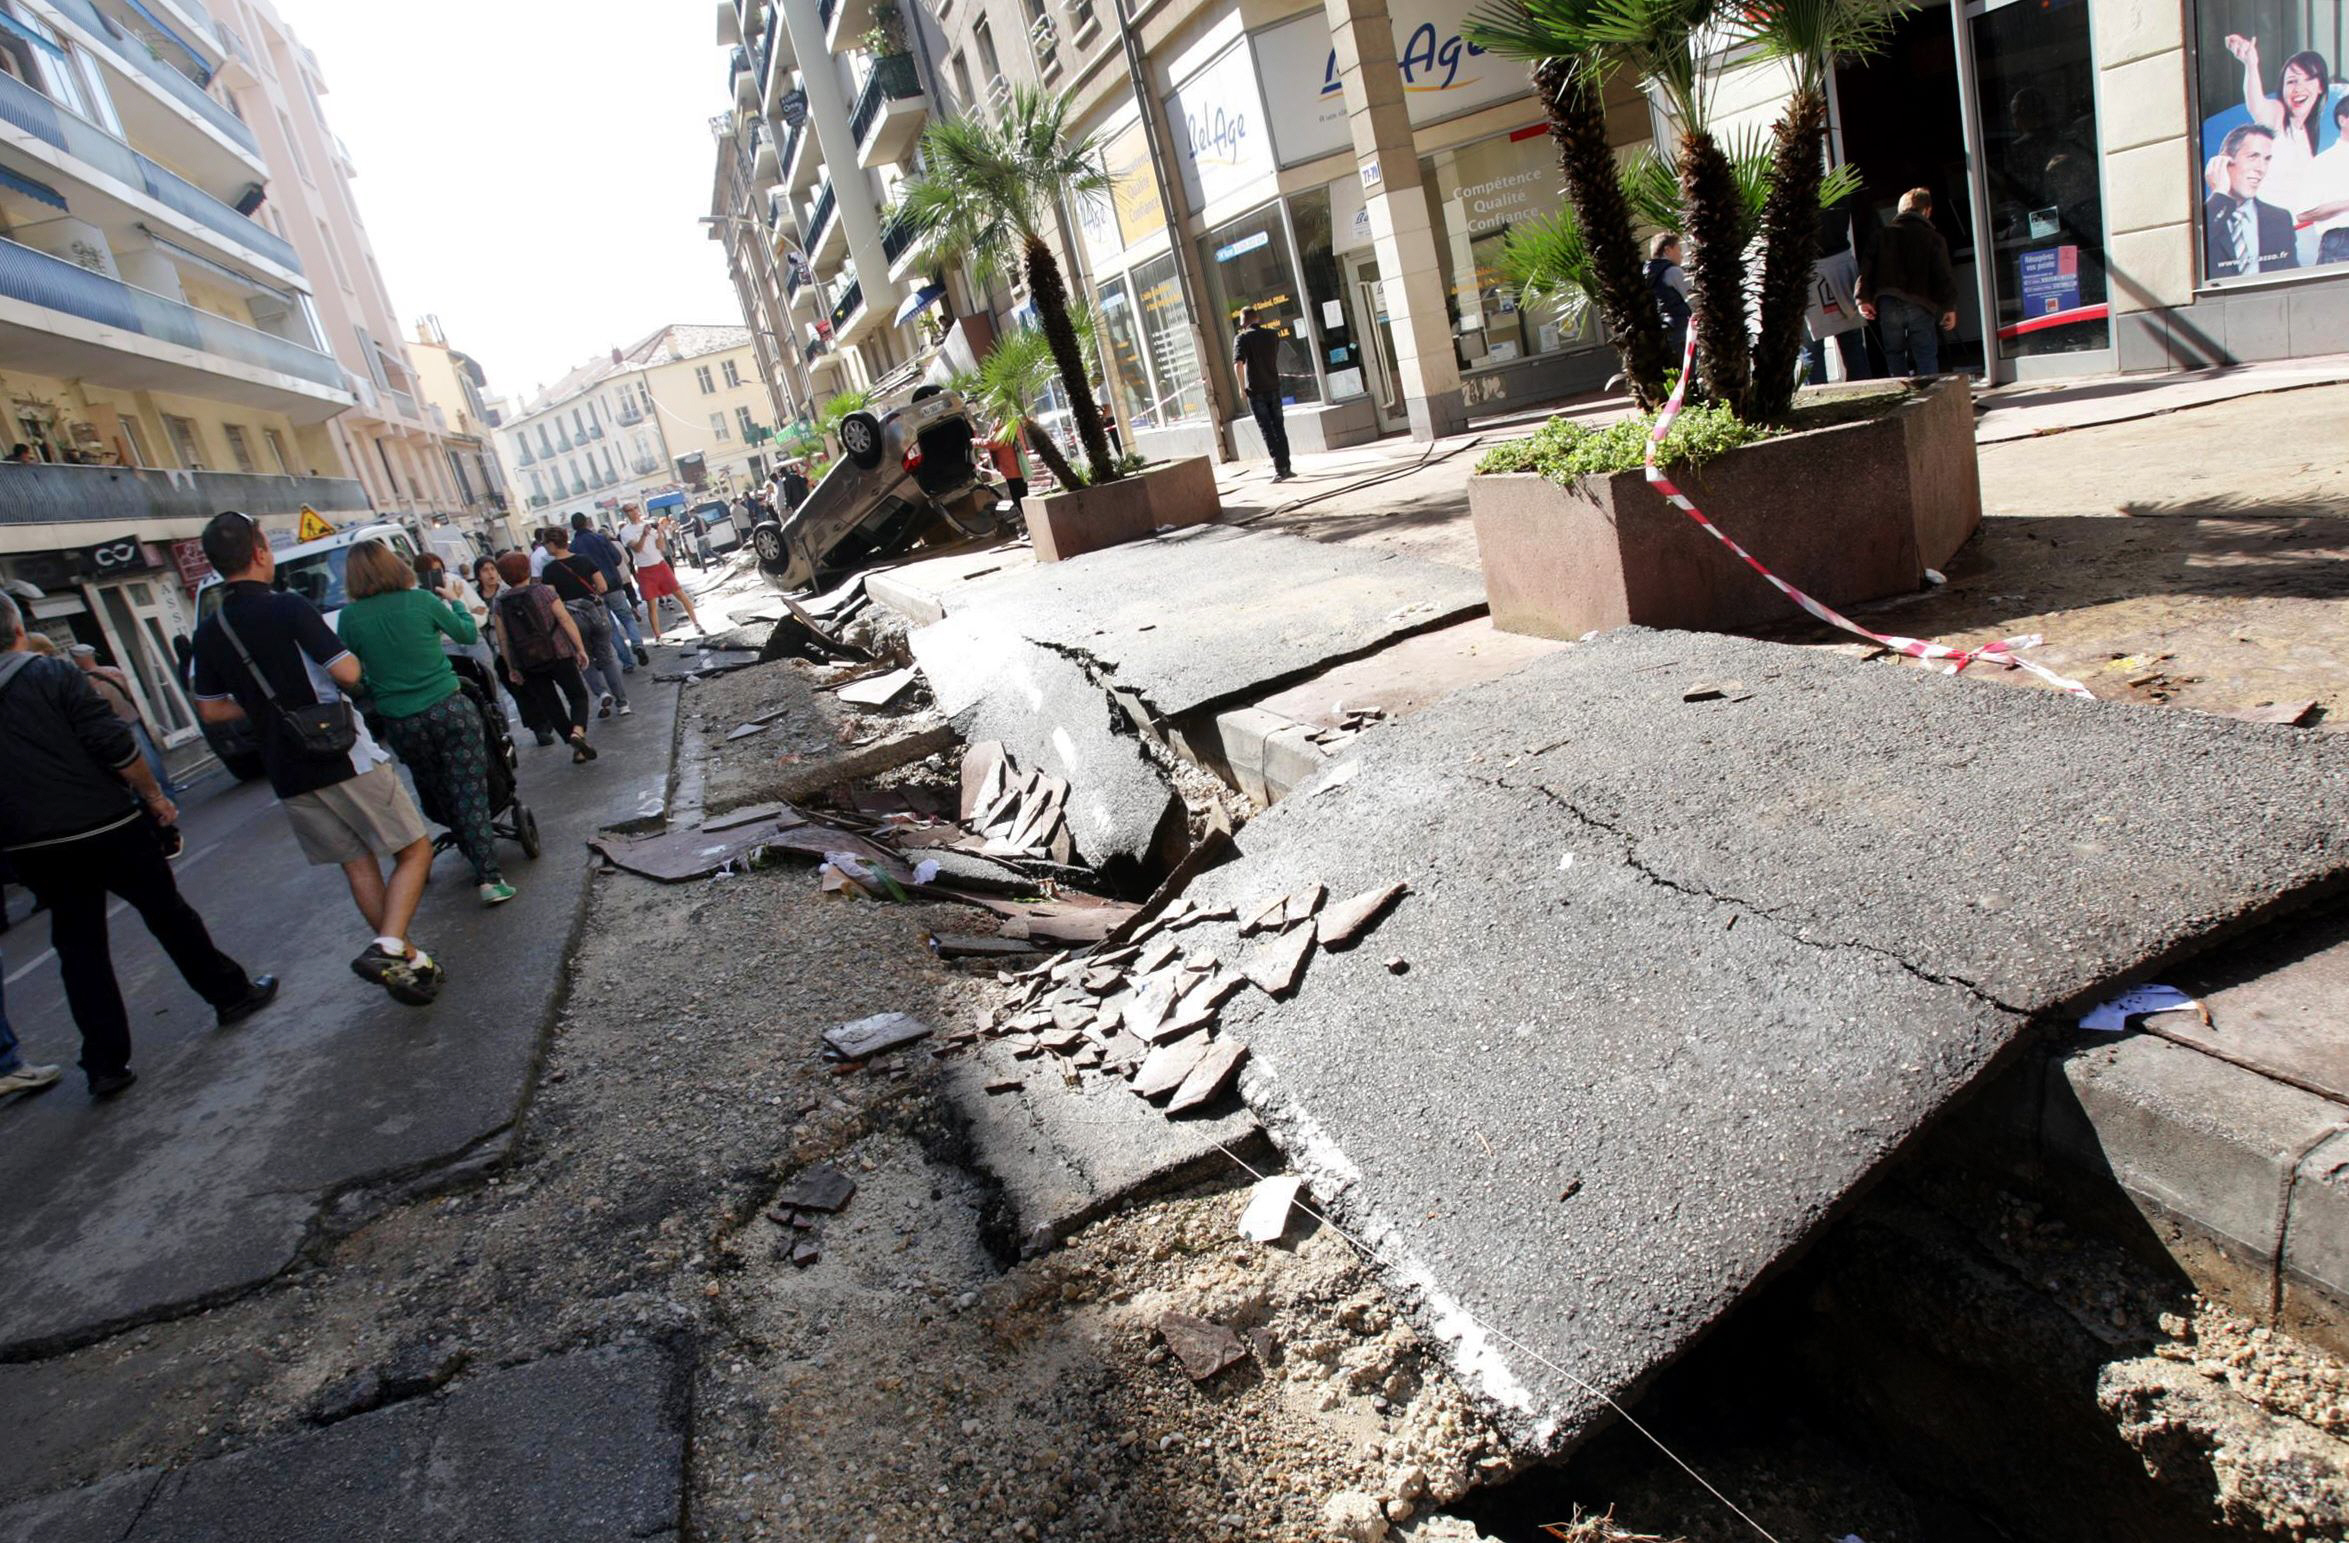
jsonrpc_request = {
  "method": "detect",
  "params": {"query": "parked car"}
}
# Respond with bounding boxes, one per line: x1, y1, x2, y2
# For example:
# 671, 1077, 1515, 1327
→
693, 498, 742, 556
193, 521, 419, 780
748, 386, 1006, 595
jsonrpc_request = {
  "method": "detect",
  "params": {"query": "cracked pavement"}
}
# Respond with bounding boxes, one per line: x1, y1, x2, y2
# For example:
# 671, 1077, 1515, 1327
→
1156, 627, 2349, 1455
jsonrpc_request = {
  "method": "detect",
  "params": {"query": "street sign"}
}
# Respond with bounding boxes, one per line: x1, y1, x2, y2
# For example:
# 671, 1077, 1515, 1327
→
295, 507, 336, 542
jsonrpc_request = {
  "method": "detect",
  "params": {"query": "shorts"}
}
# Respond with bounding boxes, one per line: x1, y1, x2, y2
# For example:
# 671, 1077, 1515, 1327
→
282, 763, 431, 866
636, 560, 681, 600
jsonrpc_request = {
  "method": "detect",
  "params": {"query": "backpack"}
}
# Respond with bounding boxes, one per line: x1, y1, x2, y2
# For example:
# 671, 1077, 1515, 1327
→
1648, 258, 1691, 330
496, 587, 566, 672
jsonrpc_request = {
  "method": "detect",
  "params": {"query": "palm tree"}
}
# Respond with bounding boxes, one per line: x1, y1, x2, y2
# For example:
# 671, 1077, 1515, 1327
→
903, 87, 1122, 484
1742, 0, 1911, 421
970, 326, 1084, 491
1471, 0, 1745, 406
1534, 58, 1670, 407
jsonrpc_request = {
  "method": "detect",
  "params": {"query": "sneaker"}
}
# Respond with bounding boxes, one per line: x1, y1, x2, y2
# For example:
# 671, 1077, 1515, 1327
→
88, 1069, 137, 1099
479, 881, 517, 906
216, 974, 281, 1028
352, 942, 441, 1007
617, 703, 634, 717
634, 646, 651, 666
597, 693, 615, 719
0, 1063, 61, 1097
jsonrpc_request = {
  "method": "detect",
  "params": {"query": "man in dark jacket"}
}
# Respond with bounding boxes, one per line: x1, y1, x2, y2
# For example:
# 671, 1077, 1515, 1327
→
1232, 308, 1293, 482
1857, 187, 1960, 376
2202, 124, 2299, 280
569, 511, 645, 668
0, 594, 275, 1097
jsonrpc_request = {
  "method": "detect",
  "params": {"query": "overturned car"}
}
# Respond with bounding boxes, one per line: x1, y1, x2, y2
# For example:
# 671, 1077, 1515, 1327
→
749, 385, 1007, 594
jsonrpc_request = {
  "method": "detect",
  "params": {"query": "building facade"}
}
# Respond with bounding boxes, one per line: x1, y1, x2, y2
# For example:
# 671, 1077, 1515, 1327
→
211, 0, 467, 518
490, 324, 777, 523
715, 0, 2347, 458
407, 314, 513, 549
0, 0, 362, 752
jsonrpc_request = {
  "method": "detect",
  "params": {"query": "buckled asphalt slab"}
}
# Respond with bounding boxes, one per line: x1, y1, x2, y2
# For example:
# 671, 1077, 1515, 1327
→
0, 678, 682, 1359
0, 1342, 685, 1541
1155, 627, 2349, 1456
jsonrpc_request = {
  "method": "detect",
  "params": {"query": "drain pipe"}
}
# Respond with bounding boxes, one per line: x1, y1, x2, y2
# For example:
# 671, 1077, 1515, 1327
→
1113, 0, 1235, 459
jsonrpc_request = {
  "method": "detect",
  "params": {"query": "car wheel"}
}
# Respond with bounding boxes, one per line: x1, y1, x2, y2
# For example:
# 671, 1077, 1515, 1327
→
751, 523, 786, 566
839, 410, 884, 469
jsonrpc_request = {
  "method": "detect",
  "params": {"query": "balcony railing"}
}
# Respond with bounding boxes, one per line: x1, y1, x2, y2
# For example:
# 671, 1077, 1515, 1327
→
584, 423, 604, 440
51, 0, 259, 156
880, 206, 918, 264
0, 235, 343, 391
0, 71, 295, 274
781, 119, 806, 178
830, 278, 863, 329
0, 462, 366, 525
818, 0, 839, 30
806, 181, 837, 248
849, 53, 921, 147
384, 386, 418, 420
616, 408, 644, 426
631, 456, 661, 476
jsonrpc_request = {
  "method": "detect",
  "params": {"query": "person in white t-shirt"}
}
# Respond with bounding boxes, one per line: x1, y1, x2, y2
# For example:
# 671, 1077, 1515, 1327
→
615, 504, 704, 644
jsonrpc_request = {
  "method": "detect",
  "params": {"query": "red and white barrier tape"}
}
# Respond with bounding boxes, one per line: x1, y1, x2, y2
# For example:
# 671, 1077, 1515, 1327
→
1644, 331, 2094, 698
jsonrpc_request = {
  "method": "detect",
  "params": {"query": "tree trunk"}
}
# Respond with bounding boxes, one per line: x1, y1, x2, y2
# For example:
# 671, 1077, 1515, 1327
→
1749, 88, 1829, 423
1539, 61, 1669, 409
1678, 127, 1751, 412
1023, 234, 1120, 484
1022, 418, 1081, 491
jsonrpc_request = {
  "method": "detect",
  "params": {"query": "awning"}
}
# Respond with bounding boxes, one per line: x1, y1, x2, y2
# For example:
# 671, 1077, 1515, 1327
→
892, 282, 946, 327
0, 166, 68, 212
0, 11, 65, 59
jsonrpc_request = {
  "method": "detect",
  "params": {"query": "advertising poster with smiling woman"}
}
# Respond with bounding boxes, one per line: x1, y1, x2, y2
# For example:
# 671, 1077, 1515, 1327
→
2195, 3, 2349, 278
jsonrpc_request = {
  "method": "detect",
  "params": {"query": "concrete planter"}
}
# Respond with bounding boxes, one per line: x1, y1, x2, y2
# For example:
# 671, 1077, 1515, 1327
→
1466, 376, 1981, 639
1025, 456, 1221, 563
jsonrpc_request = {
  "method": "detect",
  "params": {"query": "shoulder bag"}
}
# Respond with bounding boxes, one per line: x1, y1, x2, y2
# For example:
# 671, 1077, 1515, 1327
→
216, 603, 356, 762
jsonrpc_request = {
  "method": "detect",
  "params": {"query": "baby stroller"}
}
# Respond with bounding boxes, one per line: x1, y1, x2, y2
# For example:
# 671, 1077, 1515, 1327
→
425, 659, 542, 863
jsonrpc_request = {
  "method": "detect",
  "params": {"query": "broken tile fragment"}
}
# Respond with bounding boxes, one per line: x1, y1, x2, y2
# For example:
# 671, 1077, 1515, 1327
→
725, 722, 771, 742
1317, 882, 1408, 949
1158, 1311, 1247, 1381
1283, 882, 1327, 928
1169, 902, 1235, 930
1167, 1039, 1249, 1113
1241, 925, 1315, 997
1132, 1036, 1213, 1100
791, 1241, 822, 1268
823, 1012, 933, 1060
1133, 934, 1180, 975
772, 1165, 857, 1214
1238, 1175, 1304, 1243
1238, 893, 1289, 936
1123, 973, 1180, 1040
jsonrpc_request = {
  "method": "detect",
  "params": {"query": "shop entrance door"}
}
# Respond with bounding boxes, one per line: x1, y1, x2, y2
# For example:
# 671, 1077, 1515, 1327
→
1830, 2, 1987, 374
1345, 252, 1410, 433
93, 578, 196, 745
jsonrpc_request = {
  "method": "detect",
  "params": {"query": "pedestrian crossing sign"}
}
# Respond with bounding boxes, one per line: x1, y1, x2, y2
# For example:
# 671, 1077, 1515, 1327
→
295, 507, 336, 542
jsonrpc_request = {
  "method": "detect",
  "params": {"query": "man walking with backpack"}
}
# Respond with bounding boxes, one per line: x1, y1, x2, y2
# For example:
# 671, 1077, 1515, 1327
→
188, 512, 445, 1007
568, 512, 646, 668
0, 592, 277, 1096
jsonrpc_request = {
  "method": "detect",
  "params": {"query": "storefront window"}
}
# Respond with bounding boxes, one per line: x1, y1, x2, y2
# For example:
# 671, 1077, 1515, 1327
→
1421, 128, 1608, 372
1288, 188, 1370, 401
1973, 0, 2109, 357
1198, 204, 1321, 406
1095, 276, 1154, 431
2190, 0, 2349, 280
1132, 252, 1210, 423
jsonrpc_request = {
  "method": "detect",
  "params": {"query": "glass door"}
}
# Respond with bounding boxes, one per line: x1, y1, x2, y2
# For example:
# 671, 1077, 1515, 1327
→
1346, 253, 1408, 432
1967, 0, 2112, 368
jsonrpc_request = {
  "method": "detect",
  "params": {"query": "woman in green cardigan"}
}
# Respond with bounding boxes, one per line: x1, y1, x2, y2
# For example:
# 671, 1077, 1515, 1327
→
337, 540, 516, 907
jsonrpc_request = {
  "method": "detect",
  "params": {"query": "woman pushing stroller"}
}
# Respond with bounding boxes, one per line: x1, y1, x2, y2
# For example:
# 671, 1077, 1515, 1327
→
337, 540, 518, 907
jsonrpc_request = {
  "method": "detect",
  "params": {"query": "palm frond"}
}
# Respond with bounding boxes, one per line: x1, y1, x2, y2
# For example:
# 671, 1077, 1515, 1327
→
1496, 208, 1601, 336
1739, 0, 1914, 94
1618, 135, 1864, 244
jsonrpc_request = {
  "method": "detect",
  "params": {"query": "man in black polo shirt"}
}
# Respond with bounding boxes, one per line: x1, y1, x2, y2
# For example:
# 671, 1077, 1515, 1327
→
1232, 307, 1293, 483
0, 593, 276, 1097
188, 512, 444, 1007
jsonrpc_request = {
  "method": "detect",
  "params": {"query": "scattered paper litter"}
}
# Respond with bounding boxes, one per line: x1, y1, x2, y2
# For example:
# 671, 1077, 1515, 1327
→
2079, 984, 2204, 1033
912, 858, 941, 885
1238, 1174, 1303, 1243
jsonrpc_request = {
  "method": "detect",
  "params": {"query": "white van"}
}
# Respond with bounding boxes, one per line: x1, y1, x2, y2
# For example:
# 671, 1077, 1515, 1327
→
194, 521, 420, 630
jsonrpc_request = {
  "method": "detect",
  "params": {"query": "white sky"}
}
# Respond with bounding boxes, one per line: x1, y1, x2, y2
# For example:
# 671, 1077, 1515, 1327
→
271, 0, 744, 403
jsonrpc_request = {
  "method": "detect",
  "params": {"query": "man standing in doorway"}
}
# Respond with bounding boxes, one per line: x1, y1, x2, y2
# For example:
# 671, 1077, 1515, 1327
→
0, 592, 277, 1098
568, 512, 645, 668
1233, 308, 1293, 483
1857, 188, 1959, 376
189, 512, 445, 1007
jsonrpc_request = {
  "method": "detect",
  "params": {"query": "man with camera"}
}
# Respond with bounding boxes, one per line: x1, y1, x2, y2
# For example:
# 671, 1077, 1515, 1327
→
0, 592, 276, 1098
188, 512, 444, 1007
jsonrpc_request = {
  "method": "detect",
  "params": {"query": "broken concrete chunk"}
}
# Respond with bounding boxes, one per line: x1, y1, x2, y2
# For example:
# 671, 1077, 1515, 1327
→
1238, 893, 1290, 936
1283, 882, 1327, 928
1038, 1028, 1087, 1055
837, 665, 919, 708
772, 1165, 857, 1214
1050, 1000, 1095, 1035
1167, 1039, 1249, 1113
1123, 974, 1180, 1040
1317, 882, 1408, 950
961, 740, 1008, 822
790, 1241, 822, 1268
1241, 925, 1315, 997
1132, 1036, 1214, 1100
1170, 902, 1235, 930
1238, 1174, 1303, 1243
1158, 1311, 1247, 1381
823, 1012, 933, 1060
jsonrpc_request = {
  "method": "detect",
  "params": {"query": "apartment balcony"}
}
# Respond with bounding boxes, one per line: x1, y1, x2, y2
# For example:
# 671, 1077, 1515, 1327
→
0, 71, 300, 281
0, 462, 367, 530
89, 0, 226, 87
784, 265, 818, 313
631, 455, 661, 476
616, 408, 645, 427
1029, 13, 1062, 82
584, 423, 605, 440
783, 117, 820, 194
823, 0, 876, 56
717, 0, 741, 44
750, 123, 780, 190
0, 235, 350, 422
833, 276, 888, 349
881, 207, 929, 285
757, 8, 792, 113
805, 181, 842, 262
49, 0, 262, 180
829, 277, 863, 331
731, 48, 759, 110
851, 53, 925, 170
